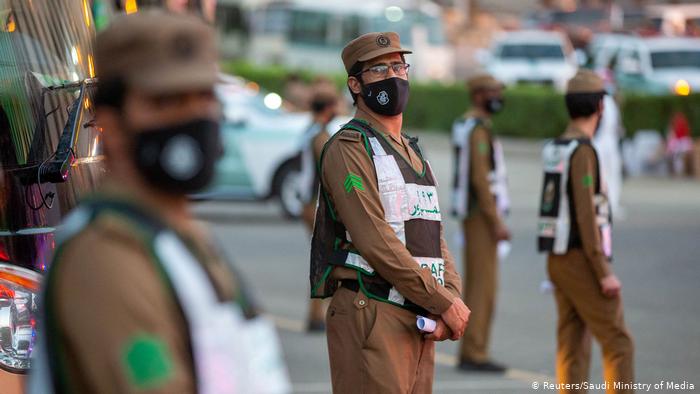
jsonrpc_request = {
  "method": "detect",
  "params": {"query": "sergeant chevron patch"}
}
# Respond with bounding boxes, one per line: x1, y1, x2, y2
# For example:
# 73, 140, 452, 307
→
344, 173, 365, 193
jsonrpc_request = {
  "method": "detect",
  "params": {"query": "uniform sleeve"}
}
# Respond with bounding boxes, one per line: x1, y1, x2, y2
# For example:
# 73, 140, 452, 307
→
469, 127, 503, 229
440, 224, 462, 299
51, 228, 196, 394
321, 135, 455, 315
570, 146, 612, 281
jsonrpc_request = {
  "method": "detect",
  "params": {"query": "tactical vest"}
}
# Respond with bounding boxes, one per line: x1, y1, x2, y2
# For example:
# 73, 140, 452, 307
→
451, 117, 510, 219
537, 139, 612, 258
310, 119, 444, 314
29, 200, 291, 394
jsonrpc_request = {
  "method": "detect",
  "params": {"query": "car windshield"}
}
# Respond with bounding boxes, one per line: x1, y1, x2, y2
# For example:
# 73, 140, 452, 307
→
499, 44, 564, 60
651, 50, 700, 69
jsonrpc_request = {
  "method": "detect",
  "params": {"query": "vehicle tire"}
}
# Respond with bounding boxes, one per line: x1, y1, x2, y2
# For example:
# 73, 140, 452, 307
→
274, 160, 303, 220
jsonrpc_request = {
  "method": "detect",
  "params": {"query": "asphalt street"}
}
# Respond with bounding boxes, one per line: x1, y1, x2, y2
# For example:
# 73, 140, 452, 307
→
193, 132, 700, 394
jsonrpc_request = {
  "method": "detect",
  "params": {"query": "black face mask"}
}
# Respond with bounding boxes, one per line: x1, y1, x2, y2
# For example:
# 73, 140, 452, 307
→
485, 97, 505, 114
130, 118, 223, 195
360, 77, 409, 116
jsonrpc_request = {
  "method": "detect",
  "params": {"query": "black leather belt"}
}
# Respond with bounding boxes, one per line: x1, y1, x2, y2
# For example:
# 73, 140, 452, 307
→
340, 280, 429, 316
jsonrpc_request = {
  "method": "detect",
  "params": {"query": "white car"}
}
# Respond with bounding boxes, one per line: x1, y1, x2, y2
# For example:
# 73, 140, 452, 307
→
614, 37, 700, 95
485, 30, 578, 91
195, 74, 348, 218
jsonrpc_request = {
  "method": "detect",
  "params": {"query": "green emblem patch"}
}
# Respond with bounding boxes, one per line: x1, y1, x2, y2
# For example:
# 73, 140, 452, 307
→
122, 335, 174, 390
344, 172, 365, 193
582, 174, 594, 188
477, 142, 489, 155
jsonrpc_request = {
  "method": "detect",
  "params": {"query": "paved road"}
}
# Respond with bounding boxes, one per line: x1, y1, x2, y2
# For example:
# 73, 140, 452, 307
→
193, 133, 700, 393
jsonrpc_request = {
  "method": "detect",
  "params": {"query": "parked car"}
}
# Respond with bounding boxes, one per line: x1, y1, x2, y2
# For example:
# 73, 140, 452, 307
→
613, 37, 700, 95
195, 74, 349, 218
485, 30, 578, 91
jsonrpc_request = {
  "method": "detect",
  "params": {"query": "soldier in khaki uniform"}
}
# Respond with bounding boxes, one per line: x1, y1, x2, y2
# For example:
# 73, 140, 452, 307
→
537, 70, 634, 393
309, 32, 471, 393
30, 11, 289, 394
451, 74, 511, 372
300, 91, 338, 331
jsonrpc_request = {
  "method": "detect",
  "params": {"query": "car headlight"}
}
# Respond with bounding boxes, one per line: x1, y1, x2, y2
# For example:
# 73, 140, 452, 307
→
0, 263, 41, 373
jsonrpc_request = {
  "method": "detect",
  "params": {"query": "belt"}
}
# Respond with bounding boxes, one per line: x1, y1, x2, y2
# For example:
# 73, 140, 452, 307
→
340, 280, 428, 316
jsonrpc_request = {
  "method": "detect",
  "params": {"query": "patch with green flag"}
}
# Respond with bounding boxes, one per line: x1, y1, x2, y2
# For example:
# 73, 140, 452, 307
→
122, 335, 174, 390
582, 174, 594, 188
344, 172, 365, 193
478, 141, 489, 155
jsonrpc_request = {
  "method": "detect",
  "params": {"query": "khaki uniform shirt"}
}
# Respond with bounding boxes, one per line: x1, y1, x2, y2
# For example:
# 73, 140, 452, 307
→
49, 183, 238, 393
563, 126, 612, 280
321, 109, 461, 315
467, 114, 504, 230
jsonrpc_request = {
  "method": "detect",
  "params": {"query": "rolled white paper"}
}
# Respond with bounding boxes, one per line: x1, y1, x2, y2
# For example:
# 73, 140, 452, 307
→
539, 279, 555, 294
416, 316, 437, 333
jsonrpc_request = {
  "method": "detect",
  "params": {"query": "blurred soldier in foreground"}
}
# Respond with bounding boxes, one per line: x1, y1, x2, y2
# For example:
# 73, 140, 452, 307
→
537, 70, 634, 394
309, 31, 470, 393
299, 91, 339, 331
451, 74, 511, 373
29, 11, 289, 394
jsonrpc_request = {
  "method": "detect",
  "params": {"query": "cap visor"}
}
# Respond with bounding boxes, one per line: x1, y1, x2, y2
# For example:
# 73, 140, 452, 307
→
358, 47, 412, 63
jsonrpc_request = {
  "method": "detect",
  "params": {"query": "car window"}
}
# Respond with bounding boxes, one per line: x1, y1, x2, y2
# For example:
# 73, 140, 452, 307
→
289, 10, 329, 46
651, 50, 700, 69
498, 43, 564, 60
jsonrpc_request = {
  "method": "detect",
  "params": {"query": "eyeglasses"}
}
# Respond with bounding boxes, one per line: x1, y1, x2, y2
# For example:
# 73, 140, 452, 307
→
356, 63, 410, 78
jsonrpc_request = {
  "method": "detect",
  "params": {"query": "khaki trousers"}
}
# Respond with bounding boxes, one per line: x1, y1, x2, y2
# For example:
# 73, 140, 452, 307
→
326, 287, 435, 394
459, 212, 498, 362
548, 250, 635, 394
303, 202, 325, 322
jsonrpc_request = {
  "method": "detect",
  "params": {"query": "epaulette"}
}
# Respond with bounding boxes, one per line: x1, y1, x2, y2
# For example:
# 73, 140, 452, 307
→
337, 129, 362, 142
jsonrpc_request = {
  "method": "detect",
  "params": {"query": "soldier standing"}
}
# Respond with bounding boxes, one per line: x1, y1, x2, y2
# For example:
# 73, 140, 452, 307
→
300, 91, 338, 331
538, 69, 634, 393
309, 32, 470, 393
452, 74, 510, 372
29, 11, 290, 394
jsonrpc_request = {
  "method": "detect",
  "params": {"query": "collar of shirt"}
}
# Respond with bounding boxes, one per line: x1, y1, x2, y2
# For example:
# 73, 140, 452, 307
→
97, 179, 200, 238
464, 110, 493, 129
563, 125, 591, 141
354, 108, 405, 146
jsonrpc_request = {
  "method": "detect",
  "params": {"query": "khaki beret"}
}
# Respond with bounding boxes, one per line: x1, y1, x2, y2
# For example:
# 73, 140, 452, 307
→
341, 32, 412, 74
467, 74, 504, 92
95, 10, 218, 94
566, 69, 605, 94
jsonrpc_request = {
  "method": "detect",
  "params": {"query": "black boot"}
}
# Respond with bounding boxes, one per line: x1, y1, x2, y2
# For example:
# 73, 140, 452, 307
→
457, 359, 507, 373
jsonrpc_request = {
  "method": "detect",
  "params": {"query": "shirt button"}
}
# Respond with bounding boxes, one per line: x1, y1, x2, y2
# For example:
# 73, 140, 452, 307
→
359, 300, 366, 306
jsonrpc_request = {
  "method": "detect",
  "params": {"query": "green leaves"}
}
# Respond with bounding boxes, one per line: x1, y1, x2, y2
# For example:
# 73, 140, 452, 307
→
344, 173, 365, 193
